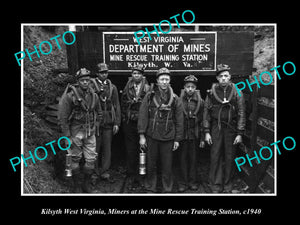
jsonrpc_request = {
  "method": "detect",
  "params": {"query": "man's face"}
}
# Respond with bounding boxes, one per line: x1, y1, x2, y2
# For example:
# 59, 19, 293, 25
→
97, 71, 108, 81
184, 82, 197, 96
78, 76, 90, 90
157, 75, 170, 90
131, 70, 143, 83
217, 71, 231, 87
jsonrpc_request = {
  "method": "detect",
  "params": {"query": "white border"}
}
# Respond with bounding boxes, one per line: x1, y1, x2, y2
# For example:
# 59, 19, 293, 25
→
20, 23, 277, 196
102, 31, 217, 72
21, 23, 24, 194
274, 23, 277, 195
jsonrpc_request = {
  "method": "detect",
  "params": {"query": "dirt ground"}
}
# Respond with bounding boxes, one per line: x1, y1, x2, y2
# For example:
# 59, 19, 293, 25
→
51, 147, 248, 194
22, 25, 274, 194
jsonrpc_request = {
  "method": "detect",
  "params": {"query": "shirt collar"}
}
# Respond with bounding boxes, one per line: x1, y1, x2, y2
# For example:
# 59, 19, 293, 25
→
96, 78, 108, 85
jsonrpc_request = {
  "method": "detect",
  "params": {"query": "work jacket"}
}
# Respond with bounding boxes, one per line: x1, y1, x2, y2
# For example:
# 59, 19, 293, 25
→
58, 84, 101, 137
203, 82, 246, 135
180, 89, 204, 140
138, 84, 184, 142
121, 77, 150, 123
90, 78, 121, 129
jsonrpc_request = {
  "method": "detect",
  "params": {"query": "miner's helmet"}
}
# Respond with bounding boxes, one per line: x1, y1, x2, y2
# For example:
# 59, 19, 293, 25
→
216, 64, 231, 75
132, 64, 144, 73
96, 63, 109, 72
156, 67, 171, 77
184, 75, 198, 84
75, 68, 91, 79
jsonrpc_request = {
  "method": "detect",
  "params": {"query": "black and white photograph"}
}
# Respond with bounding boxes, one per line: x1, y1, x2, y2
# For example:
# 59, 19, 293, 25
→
20, 23, 276, 196
4, 5, 298, 220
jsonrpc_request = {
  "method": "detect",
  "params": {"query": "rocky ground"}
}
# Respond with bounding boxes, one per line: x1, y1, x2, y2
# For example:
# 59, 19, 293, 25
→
50, 150, 249, 194
22, 25, 274, 194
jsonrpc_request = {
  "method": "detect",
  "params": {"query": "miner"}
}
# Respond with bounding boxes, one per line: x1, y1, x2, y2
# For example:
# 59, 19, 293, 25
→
138, 67, 184, 193
90, 63, 121, 180
178, 75, 205, 192
120, 64, 150, 191
58, 68, 101, 193
203, 64, 246, 193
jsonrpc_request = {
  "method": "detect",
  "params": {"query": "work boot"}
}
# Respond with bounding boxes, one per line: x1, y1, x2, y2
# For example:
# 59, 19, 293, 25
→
82, 173, 93, 193
100, 172, 110, 180
223, 182, 233, 193
189, 183, 198, 191
82, 166, 95, 193
72, 170, 83, 193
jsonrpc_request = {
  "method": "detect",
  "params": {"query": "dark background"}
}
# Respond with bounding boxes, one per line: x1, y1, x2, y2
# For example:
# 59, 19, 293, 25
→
5, 3, 298, 221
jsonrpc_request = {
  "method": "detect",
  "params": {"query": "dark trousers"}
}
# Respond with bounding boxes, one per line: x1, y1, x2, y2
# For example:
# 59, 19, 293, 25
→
145, 137, 174, 193
179, 139, 197, 188
96, 127, 113, 175
209, 121, 236, 192
122, 120, 139, 180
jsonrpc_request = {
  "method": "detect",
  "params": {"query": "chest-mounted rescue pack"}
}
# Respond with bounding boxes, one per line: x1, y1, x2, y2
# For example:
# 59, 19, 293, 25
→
150, 83, 175, 111
59, 83, 97, 136
148, 84, 176, 132
90, 78, 117, 126
124, 76, 148, 103
123, 77, 149, 123
61, 83, 96, 112
209, 82, 238, 130
180, 89, 202, 118
90, 78, 113, 102
211, 82, 235, 104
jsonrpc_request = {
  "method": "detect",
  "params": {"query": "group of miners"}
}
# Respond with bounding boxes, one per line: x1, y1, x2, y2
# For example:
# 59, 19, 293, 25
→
58, 62, 246, 194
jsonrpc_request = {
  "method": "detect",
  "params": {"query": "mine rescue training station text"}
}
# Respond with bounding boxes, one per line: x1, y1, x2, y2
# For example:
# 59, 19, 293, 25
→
103, 32, 217, 72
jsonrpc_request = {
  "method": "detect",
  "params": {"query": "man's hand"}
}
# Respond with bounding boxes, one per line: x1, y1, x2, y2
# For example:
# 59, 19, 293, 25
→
233, 135, 242, 145
113, 125, 119, 135
173, 141, 179, 151
199, 141, 205, 148
64, 136, 72, 148
205, 133, 213, 145
139, 134, 147, 148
